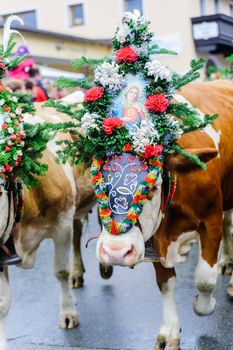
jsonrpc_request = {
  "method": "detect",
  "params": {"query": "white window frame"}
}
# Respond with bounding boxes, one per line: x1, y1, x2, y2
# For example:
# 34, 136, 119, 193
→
229, 1, 233, 16
65, 0, 86, 28
214, 0, 221, 13
200, 0, 207, 15
0, 8, 39, 28
121, 0, 145, 16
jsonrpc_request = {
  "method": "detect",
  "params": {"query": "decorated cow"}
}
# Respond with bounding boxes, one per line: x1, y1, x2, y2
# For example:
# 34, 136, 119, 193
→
53, 10, 233, 350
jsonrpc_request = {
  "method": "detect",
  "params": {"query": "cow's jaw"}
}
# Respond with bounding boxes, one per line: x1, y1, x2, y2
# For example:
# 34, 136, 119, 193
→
96, 177, 163, 267
0, 188, 14, 243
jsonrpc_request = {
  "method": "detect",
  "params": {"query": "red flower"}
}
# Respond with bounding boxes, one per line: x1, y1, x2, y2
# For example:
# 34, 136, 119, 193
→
102, 117, 124, 135
17, 139, 22, 144
116, 47, 138, 64
144, 144, 163, 159
4, 106, 10, 112
2, 124, 7, 130
5, 146, 11, 152
10, 134, 17, 140
123, 142, 132, 152
7, 141, 14, 146
145, 94, 169, 113
84, 86, 104, 102
3, 164, 13, 173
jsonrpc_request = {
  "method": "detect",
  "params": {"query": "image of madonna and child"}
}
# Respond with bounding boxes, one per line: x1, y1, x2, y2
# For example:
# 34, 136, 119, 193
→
110, 84, 148, 130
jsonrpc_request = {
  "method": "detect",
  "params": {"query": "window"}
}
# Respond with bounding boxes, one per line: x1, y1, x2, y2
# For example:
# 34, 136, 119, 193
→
124, 0, 143, 14
214, 0, 220, 13
2, 10, 37, 28
230, 2, 233, 16
200, 0, 207, 15
70, 3, 84, 26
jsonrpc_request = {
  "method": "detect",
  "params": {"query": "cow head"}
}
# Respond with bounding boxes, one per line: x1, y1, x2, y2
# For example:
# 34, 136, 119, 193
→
96, 147, 218, 267
0, 180, 14, 244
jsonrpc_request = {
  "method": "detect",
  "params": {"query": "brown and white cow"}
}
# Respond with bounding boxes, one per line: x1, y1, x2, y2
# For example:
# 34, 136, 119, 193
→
96, 80, 233, 349
0, 103, 96, 350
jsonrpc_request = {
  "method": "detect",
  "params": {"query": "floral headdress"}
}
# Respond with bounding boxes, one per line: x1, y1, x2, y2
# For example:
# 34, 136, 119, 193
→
0, 16, 65, 187
48, 10, 217, 234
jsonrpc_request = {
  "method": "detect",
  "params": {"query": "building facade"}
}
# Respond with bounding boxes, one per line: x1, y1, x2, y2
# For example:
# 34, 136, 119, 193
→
0, 0, 232, 74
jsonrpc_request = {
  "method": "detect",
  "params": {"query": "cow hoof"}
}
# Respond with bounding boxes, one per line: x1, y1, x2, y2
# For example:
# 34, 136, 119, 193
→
193, 294, 216, 315
60, 314, 79, 329
70, 274, 84, 289
227, 284, 233, 299
155, 336, 180, 350
99, 263, 113, 279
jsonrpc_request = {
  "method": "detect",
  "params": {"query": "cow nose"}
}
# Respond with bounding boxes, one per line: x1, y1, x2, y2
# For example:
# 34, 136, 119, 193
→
99, 243, 136, 266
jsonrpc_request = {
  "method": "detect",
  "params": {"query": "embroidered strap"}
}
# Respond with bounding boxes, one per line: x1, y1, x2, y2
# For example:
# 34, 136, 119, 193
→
161, 172, 177, 217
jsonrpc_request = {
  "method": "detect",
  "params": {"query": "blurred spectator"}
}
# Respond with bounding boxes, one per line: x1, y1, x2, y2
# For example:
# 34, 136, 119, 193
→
9, 45, 36, 80
6, 80, 24, 93
25, 80, 48, 102
28, 68, 49, 99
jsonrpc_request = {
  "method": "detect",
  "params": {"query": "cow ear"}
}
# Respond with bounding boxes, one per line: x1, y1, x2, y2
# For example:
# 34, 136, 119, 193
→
165, 148, 218, 172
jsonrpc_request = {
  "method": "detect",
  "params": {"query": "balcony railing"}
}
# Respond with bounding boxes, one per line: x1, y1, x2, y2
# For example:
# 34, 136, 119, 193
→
191, 14, 233, 55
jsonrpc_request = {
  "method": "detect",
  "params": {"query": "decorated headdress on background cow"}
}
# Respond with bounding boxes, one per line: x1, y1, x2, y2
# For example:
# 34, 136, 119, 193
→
0, 16, 64, 187
48, 10, 217, 235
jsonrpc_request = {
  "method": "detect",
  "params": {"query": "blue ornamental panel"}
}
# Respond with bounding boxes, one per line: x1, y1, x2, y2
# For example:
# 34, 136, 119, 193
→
101, 153, 149, 223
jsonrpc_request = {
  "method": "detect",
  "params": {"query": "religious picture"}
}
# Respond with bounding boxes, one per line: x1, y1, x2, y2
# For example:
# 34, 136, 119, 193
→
110, 75, 149, 131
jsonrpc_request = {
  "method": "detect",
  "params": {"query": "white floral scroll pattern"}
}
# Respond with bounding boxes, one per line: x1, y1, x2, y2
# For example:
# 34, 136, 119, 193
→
102, 153, 149, 221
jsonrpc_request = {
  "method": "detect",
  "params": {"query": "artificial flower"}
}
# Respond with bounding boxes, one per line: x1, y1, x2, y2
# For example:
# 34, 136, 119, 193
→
144, 144, 163, 158
84, 86, 104, 102
94, 62, 124, 91
145, 94, 169, 113
145, 60, 172, 82
116, 47, 138, 64
80, 112, 100, 137
102, 117, 124, 135
131, 121, 159, 153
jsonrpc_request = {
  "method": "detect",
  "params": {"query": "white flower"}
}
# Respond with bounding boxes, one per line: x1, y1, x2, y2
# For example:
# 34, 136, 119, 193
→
168, 116, 183, 138
12, 96, 18, 102
7, 127, 14, 134
0, 99, 5, 106
94, 62, 124, 91
145, 60, 172, 82
80, 112, 99, 137
15, 106, 22, 115
122, 10, 144, 25
131, 121, 159, 153
131, 42, 149, 56
4, 116, 11, 123
20, 141, 25, 147
116, 23, 131, 43
17, 150, 23, 156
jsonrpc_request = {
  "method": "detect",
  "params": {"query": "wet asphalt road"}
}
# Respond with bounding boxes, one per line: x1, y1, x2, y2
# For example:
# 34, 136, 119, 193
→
6, 207, 233, 350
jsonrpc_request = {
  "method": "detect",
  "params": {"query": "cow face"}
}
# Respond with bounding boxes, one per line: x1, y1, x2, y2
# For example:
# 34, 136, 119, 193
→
96, 153, 163, 267
96, 147, 218, 267
0, 181, 14, 243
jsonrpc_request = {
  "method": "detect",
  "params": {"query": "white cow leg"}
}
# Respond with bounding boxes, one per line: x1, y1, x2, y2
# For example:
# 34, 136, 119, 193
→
0, 268, 11, 350
70, 218, 85, 288
194, 222, 221, 316
154, 263, 180, 350
52, 209, 78, 329
219, 211, 233, 275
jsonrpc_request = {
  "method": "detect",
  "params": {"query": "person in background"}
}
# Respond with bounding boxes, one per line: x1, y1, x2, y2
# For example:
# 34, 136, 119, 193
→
28, 68, 49, 100
8, 45, 36, 80
25, 80, 48, 102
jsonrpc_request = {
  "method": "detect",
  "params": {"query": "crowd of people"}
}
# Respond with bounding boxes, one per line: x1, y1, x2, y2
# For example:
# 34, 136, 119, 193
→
6, 44, 73, 101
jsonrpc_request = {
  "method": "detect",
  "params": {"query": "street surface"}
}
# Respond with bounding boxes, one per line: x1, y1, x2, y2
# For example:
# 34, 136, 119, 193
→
6, 207, 233, 350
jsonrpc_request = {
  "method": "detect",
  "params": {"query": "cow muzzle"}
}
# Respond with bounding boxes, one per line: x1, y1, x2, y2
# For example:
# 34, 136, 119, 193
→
96, 226, 145, 267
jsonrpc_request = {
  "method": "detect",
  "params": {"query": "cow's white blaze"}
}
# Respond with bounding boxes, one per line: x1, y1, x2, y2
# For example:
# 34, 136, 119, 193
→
157, 276, 180, 343
96, 175, 163, 267
0, 188, 14, 244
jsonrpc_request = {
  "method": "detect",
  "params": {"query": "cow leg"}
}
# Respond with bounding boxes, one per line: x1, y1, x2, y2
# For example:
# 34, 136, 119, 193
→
194, 220, 222, 316
70, 218, 85, 288
0, 268, 11, 350
52, 210, 78, 329
154, 263, 180, 350
219, 211, 233, 275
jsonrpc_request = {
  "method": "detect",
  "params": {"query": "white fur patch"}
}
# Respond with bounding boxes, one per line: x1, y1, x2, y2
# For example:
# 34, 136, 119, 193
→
158, 276, 180, 339
161, 231, 198, 268
174, 94, 221, 152
0, 190, 14, 243
0, 271, 11, 350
